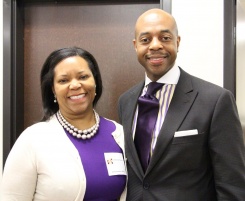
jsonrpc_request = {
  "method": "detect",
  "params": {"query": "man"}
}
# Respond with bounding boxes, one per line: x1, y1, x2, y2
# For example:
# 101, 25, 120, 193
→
118, 8, 245, 201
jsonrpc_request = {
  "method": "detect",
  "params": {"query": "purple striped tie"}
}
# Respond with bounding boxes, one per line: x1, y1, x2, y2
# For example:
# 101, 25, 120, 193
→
134, 82, 163, 172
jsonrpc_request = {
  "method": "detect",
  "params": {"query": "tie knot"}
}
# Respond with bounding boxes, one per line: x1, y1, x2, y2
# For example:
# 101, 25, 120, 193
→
146, 82, 163, 96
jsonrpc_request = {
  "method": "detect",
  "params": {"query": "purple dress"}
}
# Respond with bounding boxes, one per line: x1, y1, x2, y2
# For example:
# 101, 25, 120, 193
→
65, 116, 126, 201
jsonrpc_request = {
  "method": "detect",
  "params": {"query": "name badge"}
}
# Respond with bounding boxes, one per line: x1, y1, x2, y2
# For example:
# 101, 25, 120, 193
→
104, 153, 126, 176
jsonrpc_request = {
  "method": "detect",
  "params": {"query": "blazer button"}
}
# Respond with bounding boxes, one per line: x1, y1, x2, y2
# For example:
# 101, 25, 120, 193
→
143, 182, 150, 189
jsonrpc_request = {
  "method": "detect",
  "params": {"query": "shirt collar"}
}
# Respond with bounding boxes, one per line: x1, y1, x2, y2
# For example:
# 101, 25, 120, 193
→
144, 63, 180, 86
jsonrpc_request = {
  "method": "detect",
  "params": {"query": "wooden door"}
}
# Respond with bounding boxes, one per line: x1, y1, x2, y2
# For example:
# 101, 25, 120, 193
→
23, 2, 159, 128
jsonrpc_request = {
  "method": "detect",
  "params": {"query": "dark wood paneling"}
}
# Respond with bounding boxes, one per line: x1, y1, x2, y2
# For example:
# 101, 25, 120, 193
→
23, 3, 159, 128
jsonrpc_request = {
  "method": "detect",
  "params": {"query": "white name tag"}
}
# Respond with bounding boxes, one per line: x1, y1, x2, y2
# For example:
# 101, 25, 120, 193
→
104, 153, 126, 176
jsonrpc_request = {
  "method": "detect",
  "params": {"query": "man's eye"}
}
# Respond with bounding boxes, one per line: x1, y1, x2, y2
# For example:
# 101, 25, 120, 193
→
162, 37, 171, 41
141, 38, 150, 43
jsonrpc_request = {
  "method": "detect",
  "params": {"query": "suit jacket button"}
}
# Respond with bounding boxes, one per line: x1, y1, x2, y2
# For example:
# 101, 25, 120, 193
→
143, 182, 150, 189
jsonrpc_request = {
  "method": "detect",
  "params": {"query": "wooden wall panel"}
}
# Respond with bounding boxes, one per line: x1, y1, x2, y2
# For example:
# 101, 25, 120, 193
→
24, 3, 159, 128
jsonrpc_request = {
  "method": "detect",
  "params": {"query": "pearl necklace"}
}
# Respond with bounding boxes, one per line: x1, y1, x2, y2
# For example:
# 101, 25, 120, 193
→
56, 110, 100, 140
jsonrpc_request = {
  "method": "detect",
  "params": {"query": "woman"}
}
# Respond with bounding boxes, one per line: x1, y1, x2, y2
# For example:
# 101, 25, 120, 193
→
0, 47, 127, 201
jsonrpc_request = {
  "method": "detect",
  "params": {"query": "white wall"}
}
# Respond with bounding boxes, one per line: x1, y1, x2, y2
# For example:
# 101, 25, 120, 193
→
0, 0, 3, 181
172, 0, 224, 87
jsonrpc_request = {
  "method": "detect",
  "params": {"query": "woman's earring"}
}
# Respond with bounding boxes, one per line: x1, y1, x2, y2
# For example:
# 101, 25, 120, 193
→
54, 95, 57, 103
95, 85, 96, 96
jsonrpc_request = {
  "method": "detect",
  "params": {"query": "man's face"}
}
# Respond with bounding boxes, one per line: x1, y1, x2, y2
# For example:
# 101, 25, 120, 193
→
134, 11, 180, 81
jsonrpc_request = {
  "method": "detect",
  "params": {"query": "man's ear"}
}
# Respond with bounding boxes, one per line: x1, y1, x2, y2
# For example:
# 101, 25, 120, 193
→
133, 39, 137, 52
177, 35, 181, 50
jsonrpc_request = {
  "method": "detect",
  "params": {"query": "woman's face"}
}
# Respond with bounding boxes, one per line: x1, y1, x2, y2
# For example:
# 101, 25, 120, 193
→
53, 56, 96, 118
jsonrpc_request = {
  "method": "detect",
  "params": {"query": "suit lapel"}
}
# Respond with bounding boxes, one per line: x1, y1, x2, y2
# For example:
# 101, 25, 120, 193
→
123, 82, 146, 178
146, 69, 198, 174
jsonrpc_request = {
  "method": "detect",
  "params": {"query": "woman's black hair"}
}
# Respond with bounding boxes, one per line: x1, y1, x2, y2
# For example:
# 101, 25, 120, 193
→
40, 47, 103, 121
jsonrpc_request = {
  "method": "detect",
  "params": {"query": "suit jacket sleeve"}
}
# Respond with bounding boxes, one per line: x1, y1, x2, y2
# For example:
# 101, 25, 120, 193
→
208, 89, 245, 200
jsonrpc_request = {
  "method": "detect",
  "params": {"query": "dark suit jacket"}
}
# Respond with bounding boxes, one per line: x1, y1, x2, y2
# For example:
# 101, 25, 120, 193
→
118, 68, 245, 201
